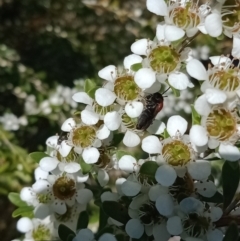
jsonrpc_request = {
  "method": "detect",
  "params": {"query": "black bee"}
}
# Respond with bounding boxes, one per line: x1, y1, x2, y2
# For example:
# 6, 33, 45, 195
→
57, 131, 68, 145
136, 88, 169, 130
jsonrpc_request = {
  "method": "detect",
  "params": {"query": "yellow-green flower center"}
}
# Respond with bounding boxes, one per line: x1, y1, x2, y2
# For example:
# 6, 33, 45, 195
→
183, 213, 210, 237
57, 149, 77, 162
53, 176, 76, 200
93, 102, 114, 116
162, 140, 191, 166
32, 224, 51, 241
114, 75, 140, 101
221, 5, 240, 32
37, 193, 51, 204
121, 113, 137, 129
209, 69, 240, 92
206, 108, 237, 141
72, 126, 96, 148
170, 6, 200, 30
95, 147, 112, 168
149, 46, 180, 74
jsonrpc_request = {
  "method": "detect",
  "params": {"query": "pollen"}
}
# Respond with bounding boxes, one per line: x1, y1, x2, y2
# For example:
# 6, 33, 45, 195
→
148, 46, 180, 74
71, 126, 96, 148
162, 140, 192, 166
52, 176, 76, 200
114, 75, 140, 101
205, 108, 237, 142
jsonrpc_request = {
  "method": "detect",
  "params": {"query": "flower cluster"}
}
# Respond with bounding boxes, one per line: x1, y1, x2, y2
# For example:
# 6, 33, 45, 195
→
12, 0, 240, 241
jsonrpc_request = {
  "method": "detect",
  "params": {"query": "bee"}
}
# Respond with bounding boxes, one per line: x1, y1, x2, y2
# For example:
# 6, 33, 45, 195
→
136, 88, 170, 130
57, 131, 68, 145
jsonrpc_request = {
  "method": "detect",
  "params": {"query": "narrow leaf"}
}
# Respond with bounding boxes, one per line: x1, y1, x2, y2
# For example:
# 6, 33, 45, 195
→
8, 192, 27, 207
222, 161, 240, 209
191, 104, 201, 125
87, 86, 99, 99
200, 191, 223, 204
29, 152, 49, 163
111, 133, 124, 146
223, 222, 239, 241
84, 79, 97, 93
76, 211, 89, 230
139, 161, 158, 184
58, 224, 75, 241
12, 206, 34, 218
130, 63, 142, 72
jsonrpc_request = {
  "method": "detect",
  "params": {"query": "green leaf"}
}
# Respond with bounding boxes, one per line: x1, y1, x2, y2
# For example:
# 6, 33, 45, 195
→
222, 161, 240, 209
102, 201, 129, 224
116, 150, 131, 160
84, 79, 97, 93
115, 234, 128, 241
191, 104, 201, 125
200, 191, 223, 203
130, 63, 142, 72
111, 133, 124, 146
139, 161, 158, 184
163, 128, 170, 139
58, 224, 75, 241
79, 157, 92, 174
223, 222, 239, 241
66, 234, 75, 241
76, 211, 89, 230
87, 86, 99, 99
29, 152, 49, 163
12, 206, 34, 218
98, 206, 108, 232
8, 192, 27, 207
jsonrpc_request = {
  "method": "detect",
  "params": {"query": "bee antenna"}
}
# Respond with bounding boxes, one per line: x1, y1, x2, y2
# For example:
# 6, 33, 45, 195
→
161, 87, 170, 95
163, 95, 168, 98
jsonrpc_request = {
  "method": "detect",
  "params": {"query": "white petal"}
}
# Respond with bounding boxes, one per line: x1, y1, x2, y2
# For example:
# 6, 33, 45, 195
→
51, 200, 67, 214
34, 167, 48, 181
210, 207, 223, 222
72, 92, 93, 105
155, 165, 177, 187
98, 65, 117, 82
194, 94, 211, 116
76, 170, 89, 183
165, 25, 185, 42
168, 72, 189, 90
123, 131, 140, 147
232, 37, 240, 58
104, 111, 121, 131
95, 88, 116, 107
125, 101, 144, 118
153, 223, 171, 241
125, 219, 144, 239
147, 120, 166, 134
146, 0, 168, 16
156, 24, 166, 41
195, 181, 217, 197
119, 155, 137, 173
167, 216, 183, 235
46, 135, 58, 148
59, 141, 72, 157
81, 109, 99, 125
75, 229, 94, 241
180, 197, 204, 214
116, 178, 127, 196
186, 59, 208, 81
20, 187, 34, 203
219, 143, 240, 161
61, 117, 76, 132
142, 135, 162, 154
64, 163, 81, 173
39, 157, 59, 172
207, 229, 223, 241
186, 27, 198, 37
205, 13, 222, 37
187, 160, 211, 180
97, 125, 110, 140
121, 180, 141, 196
76, 189, 93, 204
124, 54, 143, 70
210, 56, 231, 66
134, 68, 156, 88
99, 233, 117, 241
17, 217, 33, 233
82, 147, 100, 164
205, 88, 227, 104
131, 39, 150, 56
101, 191, 118, 202
208, 138, 219, 149
98, 169, 109, 187
156, 194, 174, 216
34, 204, 50, 219
144, 80, 161, 94
149, 185, 168, 201
167, 115, 188, 137
189, 125, 208, 147
32, 179, 49, 194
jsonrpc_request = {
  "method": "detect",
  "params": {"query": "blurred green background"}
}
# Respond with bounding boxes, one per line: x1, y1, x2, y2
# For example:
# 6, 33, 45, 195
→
0, 0, 232, 240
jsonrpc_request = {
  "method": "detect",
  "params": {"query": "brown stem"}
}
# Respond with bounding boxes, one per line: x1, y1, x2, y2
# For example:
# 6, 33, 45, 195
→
178, 31, 201, 53
215, 215, 240, 227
